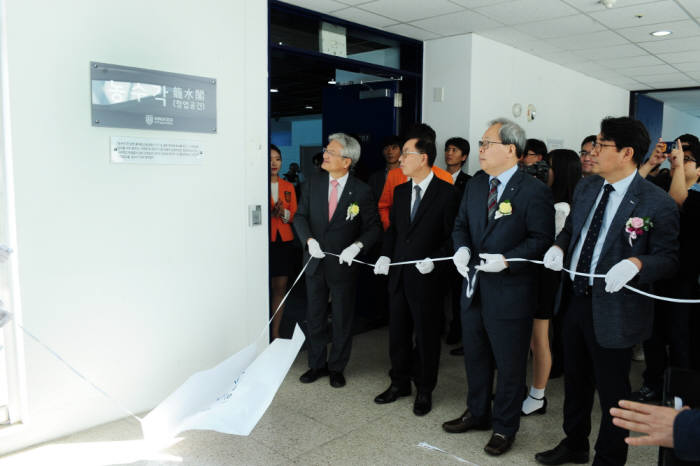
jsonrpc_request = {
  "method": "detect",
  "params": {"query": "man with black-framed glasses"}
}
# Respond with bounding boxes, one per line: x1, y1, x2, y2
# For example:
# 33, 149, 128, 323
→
537, 116, 679, 466
580, 135, 596, 177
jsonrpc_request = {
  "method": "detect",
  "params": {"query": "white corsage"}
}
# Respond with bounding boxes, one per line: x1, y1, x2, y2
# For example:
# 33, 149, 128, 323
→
494, 200, 512, 220
346, 202, 359, 221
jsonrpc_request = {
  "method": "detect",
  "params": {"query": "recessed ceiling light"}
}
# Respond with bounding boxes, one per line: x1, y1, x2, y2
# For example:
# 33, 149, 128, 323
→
305, 105, 313, 109
650, 30, 672, 37
328, 79, 336, 84
270, 88, 279, 93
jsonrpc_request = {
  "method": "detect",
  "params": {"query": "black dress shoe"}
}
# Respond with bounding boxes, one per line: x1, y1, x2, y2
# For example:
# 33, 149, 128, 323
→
299, 366, 329, 384
484, 432, 515, 456
630, 384, 660, 403
329, 371, 346, 388
521, 395, 547, 416
413, 392, 432, 416
449, 346, 464, 356
535, 441, 589, 465
374, 384, 411, 404
442, 409, 491, 433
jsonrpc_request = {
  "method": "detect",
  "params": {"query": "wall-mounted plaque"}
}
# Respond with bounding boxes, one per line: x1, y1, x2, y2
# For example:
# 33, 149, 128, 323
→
91, 62, 216, 133
111, 136, 204, 165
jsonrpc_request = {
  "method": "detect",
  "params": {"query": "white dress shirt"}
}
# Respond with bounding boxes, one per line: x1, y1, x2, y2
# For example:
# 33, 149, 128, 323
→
328, 172, 349, 200
411, 171, 434, 215
489, 163, 519, 202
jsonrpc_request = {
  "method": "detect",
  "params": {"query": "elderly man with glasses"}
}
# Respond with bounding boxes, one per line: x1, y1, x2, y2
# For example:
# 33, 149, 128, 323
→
293, 133, 381, 388
442, 118, 554, 456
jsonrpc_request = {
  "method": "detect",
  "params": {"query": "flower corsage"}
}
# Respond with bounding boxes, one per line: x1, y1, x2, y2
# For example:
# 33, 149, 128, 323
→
624, 216, 653, 246
494, 200, 512, 220
346, 202, 360, 221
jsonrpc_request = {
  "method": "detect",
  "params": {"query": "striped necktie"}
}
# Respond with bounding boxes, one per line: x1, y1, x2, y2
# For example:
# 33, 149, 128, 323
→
487, 178, 500, 221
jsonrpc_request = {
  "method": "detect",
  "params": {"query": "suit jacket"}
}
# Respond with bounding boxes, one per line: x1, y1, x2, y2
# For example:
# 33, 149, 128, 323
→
382, 176, 459, 294
554, 173, 679, 348
270, 178, 297, 242
293, 172, 381, 280
368, 169, 387, 203
452, 170, 555, 319
454, 170, 472, 198
674, 409, 700, 461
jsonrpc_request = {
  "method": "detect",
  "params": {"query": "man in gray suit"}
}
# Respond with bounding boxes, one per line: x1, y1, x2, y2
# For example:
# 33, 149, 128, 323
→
535, 117, 680, 466
293, 133, 381, 388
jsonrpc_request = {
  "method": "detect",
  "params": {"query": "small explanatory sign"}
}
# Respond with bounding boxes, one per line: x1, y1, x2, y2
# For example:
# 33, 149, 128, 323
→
111, 136, 204, 165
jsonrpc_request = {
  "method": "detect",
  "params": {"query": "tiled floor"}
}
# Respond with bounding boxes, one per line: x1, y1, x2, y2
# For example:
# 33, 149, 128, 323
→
2, 327, 657, 465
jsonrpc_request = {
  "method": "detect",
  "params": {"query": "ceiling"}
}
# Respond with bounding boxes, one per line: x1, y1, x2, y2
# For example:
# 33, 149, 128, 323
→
279, 0, 700, 92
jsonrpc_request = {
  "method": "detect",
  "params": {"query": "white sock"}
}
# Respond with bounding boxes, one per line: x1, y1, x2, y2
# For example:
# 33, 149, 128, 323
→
522, 386, 545, 414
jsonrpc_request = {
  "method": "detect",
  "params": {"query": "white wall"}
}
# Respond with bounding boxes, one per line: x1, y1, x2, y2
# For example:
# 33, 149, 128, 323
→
423, 34, 630, 175
0, 0, 268, 453
422, 35, 472, 171
661, 104, 700, 141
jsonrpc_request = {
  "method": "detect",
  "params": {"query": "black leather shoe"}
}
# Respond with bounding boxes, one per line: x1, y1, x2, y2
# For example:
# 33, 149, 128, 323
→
521, 395, 547, 416
484, 432, 515, 456
329, 371, 346, 388
442, 409, 491, 433
374, 384, 411, 404
630, 385, 660, 403
299, 366, 329, 384
449, 346, 464, 356
413, 392, 432, 416
535, 441, 589, 465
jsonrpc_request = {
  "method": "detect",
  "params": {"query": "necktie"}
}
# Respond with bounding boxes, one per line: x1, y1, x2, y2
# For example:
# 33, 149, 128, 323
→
487, 178, 500, 221
411, 185, 422, 222
328, 179, 339, 220
573, 184, 615, 295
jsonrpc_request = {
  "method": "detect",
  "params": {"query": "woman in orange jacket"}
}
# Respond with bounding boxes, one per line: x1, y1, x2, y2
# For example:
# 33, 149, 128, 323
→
270, 145, 298, 340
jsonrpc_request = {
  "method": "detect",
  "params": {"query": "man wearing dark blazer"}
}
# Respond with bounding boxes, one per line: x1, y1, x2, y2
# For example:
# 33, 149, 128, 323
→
443, 137, 473, 352
372, 133, 459, 416
535, 117, 679, 466
442, 118, 554, 456
293, 133, 381, 388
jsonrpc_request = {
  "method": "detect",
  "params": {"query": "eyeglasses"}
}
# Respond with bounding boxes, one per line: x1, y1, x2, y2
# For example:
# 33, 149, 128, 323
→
591, 140, 617, 150
684, 155, 697, 163
401, 150, 423, 157
579, 150, 592, 157
478, 140, 509, 149
323, 147, 347, 158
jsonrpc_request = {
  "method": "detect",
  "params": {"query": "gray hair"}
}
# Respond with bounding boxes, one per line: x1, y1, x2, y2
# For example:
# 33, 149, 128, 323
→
488, 118, 526, 157
328, 133, 361, 166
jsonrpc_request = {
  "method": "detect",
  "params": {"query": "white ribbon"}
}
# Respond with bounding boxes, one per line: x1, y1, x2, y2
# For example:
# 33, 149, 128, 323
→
322, 253, 700, 304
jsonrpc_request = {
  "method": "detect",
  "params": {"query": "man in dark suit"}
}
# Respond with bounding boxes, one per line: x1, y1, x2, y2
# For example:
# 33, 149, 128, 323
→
372, 133, 459, 416
293, 133, 381, 388
442, 118, 554, 456
443, 137, 472, 352
535, 117, 679, 466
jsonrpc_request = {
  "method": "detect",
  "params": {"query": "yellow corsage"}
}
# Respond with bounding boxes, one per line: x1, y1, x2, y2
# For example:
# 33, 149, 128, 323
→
494, 200, 512, 219
346, 202, 360, 221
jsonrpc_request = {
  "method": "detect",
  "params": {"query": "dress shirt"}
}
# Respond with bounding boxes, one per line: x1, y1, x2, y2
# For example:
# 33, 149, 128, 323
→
328, 172, 349, 201
569, 170, 637, 284
488, 163, 519, 202
410, 171, 434, 215
451, 169, 461, 183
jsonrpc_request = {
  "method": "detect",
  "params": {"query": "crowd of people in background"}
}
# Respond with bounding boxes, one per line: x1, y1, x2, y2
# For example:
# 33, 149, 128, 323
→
268, 116, 700, 464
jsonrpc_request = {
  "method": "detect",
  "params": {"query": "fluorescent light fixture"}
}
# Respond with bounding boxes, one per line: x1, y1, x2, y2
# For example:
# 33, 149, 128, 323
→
328, 79, 336, 84
270, 88, 279, 93
305, 105, 313, 109
650, 30, 672, 37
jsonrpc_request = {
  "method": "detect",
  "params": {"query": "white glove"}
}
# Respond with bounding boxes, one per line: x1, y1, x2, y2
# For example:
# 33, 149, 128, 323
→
415, 257, 434, 275
307, 238, 325, 259
339, 243, 361, 266
0, 245, 12, 263
543, 246, 564, 271
453, 247, 471, 269
605, 259, 639, 293
456, 264, 470, 278
475, 253, 507, 273
374, 256, 391, 275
